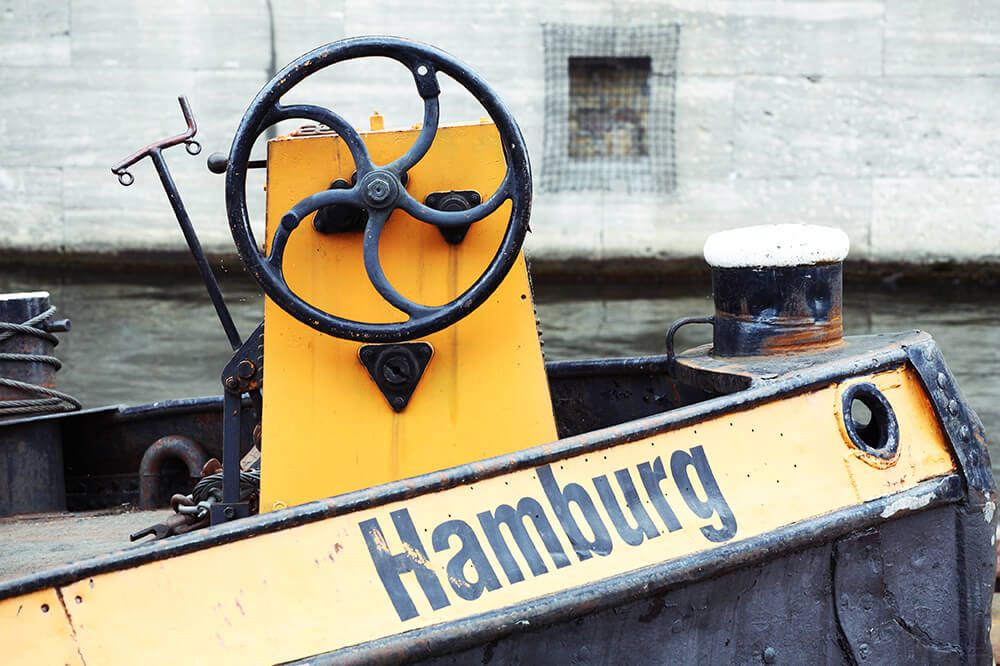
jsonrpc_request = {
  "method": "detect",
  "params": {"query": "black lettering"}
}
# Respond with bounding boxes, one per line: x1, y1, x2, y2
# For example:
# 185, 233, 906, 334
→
637, 456, 683, 532
670, 446, 738, 542
593, 468, 660, 546
360, 509, 451, 621
431, 519, 501, 601
537, 465, 613, 560
478, 497, 570, 584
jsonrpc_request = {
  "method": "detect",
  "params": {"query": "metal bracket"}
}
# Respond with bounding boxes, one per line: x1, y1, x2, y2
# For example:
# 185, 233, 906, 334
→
425, 190, 480, 245
221, 322, 264, 396
213, 322, 264, 525
359, 342, 433, 412
313, 176, 368, 234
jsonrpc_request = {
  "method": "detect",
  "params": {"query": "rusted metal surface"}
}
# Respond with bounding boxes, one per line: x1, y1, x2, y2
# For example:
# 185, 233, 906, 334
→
0, 331, 945, 513
0, 330, 962, 595
58, 397, 255, 510
129, 507, 209, 542
137, 435, 208, 509
711, 262, 844, 356
0, 330, 991, 663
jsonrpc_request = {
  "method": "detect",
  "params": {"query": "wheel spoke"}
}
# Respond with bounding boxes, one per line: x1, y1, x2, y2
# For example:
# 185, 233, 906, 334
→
387, 96, 439, 174
264, 103, 374, 175
282, 187, 364, 227
362, 210, 434, 318
397, 172, 511, 228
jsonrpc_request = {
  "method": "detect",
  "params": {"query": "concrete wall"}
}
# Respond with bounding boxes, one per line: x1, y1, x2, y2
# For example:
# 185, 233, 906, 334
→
1, 0, 998, 271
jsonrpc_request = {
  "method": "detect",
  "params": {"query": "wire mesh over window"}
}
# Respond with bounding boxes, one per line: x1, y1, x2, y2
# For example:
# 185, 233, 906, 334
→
569, 57, 651, 159
542, 24, 680, 194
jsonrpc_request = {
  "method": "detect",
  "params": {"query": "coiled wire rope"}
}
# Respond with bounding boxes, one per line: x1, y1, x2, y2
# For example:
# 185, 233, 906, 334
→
0, 305, 81, 416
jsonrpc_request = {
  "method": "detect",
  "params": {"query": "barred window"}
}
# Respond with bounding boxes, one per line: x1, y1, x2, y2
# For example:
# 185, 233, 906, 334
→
542, 24, 680, 194
568, 57, 651, 159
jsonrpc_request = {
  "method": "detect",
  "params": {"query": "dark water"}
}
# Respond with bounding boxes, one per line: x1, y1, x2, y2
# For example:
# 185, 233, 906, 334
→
1, 270, 997, 478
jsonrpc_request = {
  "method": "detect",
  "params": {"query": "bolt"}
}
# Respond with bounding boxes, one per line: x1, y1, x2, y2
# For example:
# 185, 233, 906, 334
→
960, 425, 970, 441
936, 372, 948, 389
392, 396, 406, 409
43, 318, 72, 333
948, 399, 960, 416
237, 359, 255, 379
762, 647, 777, 664
366, 177, 391, 203
224, 376, 239, 390
223, 506, 235, 519
360, 171, 398, 208
383, 359, 412, 385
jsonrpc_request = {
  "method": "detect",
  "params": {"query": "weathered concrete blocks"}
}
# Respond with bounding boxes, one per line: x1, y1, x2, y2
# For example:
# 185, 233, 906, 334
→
271, 0, 346, 66
0, 0, 996, 269
885, 0, 1000, 75
872, 178, 1000, 262
528, 177, 873, 263
734, 75, 1000, 179
620, 1, 883, 76
0, 167, 63, 251
674, 77, 734, 181
0, 67, 267, 168
526, 191, 605, 262
0, 0, 70, 67
70, 0, 271, 70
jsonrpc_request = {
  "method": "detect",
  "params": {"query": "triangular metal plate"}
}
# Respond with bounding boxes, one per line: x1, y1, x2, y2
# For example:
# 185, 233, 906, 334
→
358, 342, 433, 412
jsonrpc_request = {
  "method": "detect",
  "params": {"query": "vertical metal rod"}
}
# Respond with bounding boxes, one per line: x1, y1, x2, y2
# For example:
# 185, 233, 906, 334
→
222, 390, 241, 504
149, 149, 243, 351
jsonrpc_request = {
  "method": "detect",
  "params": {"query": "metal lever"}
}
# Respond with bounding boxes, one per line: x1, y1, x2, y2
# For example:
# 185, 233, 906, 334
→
109, 96, 243, 352
206, 152, 267, 174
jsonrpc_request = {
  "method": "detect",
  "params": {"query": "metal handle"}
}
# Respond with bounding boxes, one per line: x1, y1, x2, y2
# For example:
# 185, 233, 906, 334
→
665, 316, 715, 360
111, 96, 200, 186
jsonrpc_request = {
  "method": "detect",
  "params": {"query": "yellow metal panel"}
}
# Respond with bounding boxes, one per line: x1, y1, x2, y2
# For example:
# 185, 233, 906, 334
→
0, 588, 84, 665
6, 368, 955, 664
260, 121, 556, 510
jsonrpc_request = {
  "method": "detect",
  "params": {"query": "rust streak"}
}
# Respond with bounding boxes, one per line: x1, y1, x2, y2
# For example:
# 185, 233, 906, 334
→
54, 587, 87, 666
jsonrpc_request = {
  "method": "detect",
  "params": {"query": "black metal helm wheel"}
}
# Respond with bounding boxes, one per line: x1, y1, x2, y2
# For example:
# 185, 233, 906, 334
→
225, 36, 532, 343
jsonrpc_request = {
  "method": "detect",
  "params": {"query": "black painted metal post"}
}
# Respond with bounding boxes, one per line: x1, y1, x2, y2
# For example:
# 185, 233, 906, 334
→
209, 388, 250, 525
222, 389, 241, 505
149, 150, 243, 351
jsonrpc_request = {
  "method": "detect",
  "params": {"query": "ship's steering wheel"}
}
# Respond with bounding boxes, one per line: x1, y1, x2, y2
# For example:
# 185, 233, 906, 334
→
225, 37, 532, 343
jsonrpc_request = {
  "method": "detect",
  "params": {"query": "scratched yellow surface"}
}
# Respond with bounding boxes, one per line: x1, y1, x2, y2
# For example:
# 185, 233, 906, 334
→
259, 121, 557, 510
0, 367, 956, 664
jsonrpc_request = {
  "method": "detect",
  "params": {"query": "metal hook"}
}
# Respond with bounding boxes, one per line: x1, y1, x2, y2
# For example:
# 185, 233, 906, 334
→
110, 95, 200, 186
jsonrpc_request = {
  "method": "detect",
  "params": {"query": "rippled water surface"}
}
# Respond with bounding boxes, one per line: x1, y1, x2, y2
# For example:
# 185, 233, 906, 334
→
2, 270, 997, 478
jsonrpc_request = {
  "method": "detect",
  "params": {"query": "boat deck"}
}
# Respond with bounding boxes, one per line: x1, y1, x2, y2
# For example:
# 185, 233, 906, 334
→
0, 509, 170, 582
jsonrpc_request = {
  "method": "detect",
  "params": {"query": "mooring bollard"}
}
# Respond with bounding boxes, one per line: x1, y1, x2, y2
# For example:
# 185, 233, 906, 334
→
703, 224, 850, 356
0, 291, 77, 516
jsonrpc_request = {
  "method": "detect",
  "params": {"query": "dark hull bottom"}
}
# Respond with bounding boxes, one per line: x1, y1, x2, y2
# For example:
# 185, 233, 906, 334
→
413, 501, 993, 665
